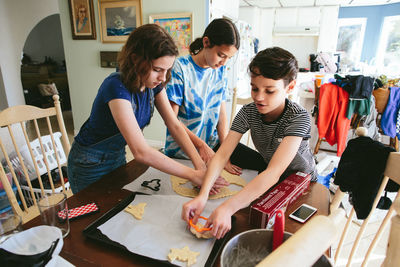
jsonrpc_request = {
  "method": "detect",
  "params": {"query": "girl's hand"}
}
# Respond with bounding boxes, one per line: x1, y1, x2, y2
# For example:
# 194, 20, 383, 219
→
224, 160, 242, 175
182, 196, 208, 224
205, 205, 233, 239
198, 142, 215, 164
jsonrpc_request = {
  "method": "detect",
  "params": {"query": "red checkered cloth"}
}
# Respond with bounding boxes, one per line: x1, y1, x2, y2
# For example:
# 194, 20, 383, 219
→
58, 203, 98, 220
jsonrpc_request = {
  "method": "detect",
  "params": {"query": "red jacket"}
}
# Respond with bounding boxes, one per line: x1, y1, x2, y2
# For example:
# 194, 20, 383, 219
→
317, 83, 350, 156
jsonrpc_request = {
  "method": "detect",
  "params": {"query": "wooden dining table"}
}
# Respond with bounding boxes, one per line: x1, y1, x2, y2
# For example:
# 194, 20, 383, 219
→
23, 159, 330, 266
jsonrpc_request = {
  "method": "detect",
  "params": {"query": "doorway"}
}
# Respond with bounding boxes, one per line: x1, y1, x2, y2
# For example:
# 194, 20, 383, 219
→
20, 14, 71, 112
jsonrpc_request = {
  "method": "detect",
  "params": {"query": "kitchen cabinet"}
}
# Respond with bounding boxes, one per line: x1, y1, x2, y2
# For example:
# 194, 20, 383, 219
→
274, 7, 320, 28
275, 8, 298, 28
298, 7, 321, 27
209, 0, 239, 20
317, 6, 340, 52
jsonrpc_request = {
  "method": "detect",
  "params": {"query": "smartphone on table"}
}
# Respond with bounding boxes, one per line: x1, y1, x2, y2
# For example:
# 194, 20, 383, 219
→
289, 204, 317, 223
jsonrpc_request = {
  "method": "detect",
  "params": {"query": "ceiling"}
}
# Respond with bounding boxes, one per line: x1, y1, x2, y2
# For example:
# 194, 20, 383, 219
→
239, 0, 400, 8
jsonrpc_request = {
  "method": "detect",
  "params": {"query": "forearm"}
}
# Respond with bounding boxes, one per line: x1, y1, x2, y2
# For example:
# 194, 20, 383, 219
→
134, 145, 197, 181
197, 131, 240, 197
220, 136, 303, 214
168, 100, 207, 150
168, 122, 205, 169
181, 121, 208, 149
198, 151, 229, 197
217, 102, 229, 143
217, 120, 228, 144
222, 169, 280, 214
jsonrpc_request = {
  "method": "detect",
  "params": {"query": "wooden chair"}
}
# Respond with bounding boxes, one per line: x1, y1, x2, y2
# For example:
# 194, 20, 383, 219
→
256, 198, 400, 267
0, 95, 72, 223
256, 208, 346, 267
330, 152, 400, 267
230, 87, 253, 146
373, 87, 399, 152
382, 197, 400, 267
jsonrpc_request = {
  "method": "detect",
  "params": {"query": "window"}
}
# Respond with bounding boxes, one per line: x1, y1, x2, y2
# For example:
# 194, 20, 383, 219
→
336, 18, 367, 72
376, 15, 400, 76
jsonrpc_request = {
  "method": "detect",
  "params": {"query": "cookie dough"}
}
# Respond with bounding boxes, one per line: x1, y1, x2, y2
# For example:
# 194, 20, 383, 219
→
190, 222, 214, 239
171, 170, 247, 199
168, 246, 200, 266
124, 202, 147, 220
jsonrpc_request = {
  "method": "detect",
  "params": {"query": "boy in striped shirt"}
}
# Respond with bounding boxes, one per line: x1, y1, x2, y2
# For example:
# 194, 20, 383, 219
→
182, 47, 316, 239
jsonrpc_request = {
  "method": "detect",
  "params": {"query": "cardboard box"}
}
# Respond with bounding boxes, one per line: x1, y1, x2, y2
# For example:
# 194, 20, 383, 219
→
249, 172, 311, 228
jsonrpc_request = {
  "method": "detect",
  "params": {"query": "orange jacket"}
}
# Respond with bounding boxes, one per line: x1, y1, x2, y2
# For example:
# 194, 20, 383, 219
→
317, 83, 351, 156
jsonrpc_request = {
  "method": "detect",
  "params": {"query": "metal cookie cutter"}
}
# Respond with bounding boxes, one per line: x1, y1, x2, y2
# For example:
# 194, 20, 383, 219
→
141, 178, 161, 191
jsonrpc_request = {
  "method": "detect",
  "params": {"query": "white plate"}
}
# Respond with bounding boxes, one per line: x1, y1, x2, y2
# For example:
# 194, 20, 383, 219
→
0, 225, 63, 267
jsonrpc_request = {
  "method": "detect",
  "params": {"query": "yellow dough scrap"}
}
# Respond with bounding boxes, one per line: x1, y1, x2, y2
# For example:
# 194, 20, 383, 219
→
168, 246, 200, 266
171, 170, 247, 199
124, 202, 147, 220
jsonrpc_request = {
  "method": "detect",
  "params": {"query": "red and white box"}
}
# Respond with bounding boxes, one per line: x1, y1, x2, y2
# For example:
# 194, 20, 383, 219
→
249, 172, 311, 228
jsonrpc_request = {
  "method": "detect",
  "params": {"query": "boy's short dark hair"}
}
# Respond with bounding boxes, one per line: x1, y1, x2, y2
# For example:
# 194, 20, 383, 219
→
249, 47, 298, 86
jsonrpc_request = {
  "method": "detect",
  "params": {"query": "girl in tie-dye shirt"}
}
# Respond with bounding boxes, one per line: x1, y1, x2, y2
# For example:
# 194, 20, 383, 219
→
165, 18, 259, 175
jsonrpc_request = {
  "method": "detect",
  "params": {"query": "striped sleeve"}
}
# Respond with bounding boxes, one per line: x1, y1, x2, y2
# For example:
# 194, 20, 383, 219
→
284, 110, 311, 138
230, 105, 250, 134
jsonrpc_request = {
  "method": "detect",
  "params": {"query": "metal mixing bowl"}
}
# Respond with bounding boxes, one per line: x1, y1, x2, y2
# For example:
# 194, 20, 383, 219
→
220, 229, 332, 267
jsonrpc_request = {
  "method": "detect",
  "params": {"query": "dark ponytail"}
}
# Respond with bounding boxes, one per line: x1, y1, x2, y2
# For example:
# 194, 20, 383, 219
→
189, 18, 240, 55
189, 38, 204, 55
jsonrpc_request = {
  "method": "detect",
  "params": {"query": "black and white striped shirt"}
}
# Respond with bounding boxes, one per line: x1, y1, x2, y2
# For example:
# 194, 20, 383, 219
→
231, 99, 316, 180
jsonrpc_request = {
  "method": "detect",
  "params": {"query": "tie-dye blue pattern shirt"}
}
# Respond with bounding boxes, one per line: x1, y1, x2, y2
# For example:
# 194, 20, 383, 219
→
165, 54, 227, 158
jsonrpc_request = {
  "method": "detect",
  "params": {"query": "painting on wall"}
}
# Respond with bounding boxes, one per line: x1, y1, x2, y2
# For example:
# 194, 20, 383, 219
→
99, 0, 142, 43
149, 13, 192, 56
68, 0, 96, 40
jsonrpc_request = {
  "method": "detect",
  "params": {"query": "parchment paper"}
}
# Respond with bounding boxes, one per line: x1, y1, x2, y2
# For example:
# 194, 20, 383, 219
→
98, 194, 222, 267
122, 159, 258, 196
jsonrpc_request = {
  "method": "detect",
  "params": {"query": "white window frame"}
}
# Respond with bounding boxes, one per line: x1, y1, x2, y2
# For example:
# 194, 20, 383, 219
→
336, 18, 367, 67
376, 15, 400, 76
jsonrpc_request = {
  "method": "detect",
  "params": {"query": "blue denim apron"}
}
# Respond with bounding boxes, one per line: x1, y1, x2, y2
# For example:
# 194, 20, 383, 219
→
67, 88, 156, 193
67, 133, 127, 193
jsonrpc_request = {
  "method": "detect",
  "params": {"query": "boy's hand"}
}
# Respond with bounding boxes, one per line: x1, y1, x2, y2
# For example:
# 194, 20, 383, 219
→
205, 205, 233, 239
182, 196, 207, 224
224, 160, 242, 175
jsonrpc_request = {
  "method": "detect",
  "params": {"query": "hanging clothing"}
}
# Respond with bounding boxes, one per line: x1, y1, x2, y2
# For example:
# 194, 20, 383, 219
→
334, 136, 395, 219
333, 74, 374, 120
360, 95, 380, 141
346, 98, 370, 119
333, 74, 374, 99
317, 83, 351, 156
397, 108, 400, 139
381, 87, 400, 138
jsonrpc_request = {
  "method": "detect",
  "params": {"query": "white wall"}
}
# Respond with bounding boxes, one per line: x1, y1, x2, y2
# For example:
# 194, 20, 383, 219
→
23, 14, 65, 65
210, 0, 239, 20
0, 0, 236, 146
0, 0, 59, 110
273, 36, 319, 68
58, 0, 209, 143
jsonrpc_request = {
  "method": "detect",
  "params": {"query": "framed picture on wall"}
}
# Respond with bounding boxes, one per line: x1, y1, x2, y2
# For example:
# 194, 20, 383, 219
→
98, 0, 143, 43
68, 0, 96, 40
149, 12, 193, 56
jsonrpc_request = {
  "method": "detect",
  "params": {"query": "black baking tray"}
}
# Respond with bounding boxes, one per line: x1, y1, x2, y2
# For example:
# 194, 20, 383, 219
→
83, 192, 235, 267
